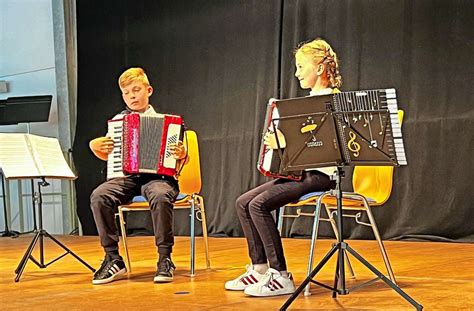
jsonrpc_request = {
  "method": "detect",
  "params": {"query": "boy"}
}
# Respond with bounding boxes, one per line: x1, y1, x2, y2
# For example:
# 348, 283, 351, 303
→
89, 67, 186, 284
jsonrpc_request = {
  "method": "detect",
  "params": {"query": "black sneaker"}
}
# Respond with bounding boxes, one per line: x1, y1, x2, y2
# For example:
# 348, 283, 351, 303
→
92, 257, 127, 285
154, 257, 176, 283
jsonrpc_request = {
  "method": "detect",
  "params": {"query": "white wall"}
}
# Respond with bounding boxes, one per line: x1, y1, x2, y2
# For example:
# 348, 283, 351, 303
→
0, 0, 74, 234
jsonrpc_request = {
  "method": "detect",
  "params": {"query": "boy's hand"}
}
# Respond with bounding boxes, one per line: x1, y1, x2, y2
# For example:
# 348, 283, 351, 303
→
169, 141, 187, 159
264, 129, 286, 149
89, 137, 115, 154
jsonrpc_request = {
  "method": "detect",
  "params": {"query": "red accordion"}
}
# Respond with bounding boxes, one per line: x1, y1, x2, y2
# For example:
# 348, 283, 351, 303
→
107, 113, 183, 179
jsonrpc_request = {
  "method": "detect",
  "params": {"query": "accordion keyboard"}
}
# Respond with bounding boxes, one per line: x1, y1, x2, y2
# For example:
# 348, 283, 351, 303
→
107, 119, 124, 179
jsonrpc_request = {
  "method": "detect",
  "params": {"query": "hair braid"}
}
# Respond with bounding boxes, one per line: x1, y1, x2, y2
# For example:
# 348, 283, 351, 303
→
295, 38, 343, 88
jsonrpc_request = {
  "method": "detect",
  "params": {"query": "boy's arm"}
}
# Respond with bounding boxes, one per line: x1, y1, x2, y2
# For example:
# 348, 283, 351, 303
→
89, 136, 114, 161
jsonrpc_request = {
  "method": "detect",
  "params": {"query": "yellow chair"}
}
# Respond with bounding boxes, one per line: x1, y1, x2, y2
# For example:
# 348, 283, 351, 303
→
280, 110, 404, 295
117, 130, 210, 277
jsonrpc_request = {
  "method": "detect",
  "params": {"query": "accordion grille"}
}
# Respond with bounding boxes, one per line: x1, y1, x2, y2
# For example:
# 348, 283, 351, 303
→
139, 115, 164, 170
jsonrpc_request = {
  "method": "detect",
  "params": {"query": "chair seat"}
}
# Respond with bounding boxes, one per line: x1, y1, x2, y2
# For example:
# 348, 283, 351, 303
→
299, 191, 324, 201
322, 193, 377, 207
126, 194, 196, 210
131, 194, 188, 203
131, 196, 147, 202
286, 191, 324, 207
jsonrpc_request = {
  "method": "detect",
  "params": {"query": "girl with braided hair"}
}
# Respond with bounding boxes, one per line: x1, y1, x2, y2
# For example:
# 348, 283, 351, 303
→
296, 38, 342, 93
225, 38, 343, 297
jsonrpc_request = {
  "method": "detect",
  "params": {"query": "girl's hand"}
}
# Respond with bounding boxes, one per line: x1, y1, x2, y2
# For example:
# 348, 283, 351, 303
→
264, 129, 286, 149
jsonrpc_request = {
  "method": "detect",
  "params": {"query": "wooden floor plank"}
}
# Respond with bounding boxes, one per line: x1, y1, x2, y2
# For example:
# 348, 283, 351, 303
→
1, 235, 473, 310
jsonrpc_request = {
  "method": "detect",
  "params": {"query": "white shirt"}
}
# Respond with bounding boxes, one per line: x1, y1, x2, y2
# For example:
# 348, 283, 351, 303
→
110, 105, 159, 121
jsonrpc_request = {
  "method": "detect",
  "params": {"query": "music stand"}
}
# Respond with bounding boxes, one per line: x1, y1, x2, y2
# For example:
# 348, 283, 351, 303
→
0, 95, 52, 125
0, 133, 95, 281
270, 93, 422, 310
14, 177, 95, 282
0, 95, 53, 236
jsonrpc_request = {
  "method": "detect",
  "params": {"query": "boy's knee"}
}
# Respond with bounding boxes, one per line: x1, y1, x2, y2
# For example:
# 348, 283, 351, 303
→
90, 188, 112, 211
147, 192, 175, 209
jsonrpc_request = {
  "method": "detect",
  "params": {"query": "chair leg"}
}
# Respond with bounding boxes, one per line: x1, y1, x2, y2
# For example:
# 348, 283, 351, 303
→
189, 195, 196, 277
277, 206, 285, 234
325, 205, 356, 280
304, 198, 323, 296
364, 203, 397, 284
117, 207, 131, 276
197, 195, 211, 270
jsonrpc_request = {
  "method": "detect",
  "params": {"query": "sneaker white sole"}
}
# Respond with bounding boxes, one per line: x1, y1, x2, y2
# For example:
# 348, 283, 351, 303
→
224, 283, 246, 291
92, 268, 127, 285
153, 275, 173, 283
244, 288, 295, 297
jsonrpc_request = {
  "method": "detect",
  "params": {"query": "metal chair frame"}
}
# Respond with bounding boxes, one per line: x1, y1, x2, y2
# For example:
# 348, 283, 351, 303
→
116, 130, 210, 277
117, 193, 210, 277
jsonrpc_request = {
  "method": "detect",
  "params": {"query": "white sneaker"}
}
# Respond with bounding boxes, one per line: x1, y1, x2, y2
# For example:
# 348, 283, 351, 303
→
244, 268, 296, 297
225, 264, 266, 290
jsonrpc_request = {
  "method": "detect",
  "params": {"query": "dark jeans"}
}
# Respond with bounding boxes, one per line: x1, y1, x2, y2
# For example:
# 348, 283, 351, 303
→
235, 171, 335, 271
90, 174, 179, 256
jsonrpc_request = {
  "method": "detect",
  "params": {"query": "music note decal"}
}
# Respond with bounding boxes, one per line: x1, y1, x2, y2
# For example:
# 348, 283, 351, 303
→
347, 131, 361, 157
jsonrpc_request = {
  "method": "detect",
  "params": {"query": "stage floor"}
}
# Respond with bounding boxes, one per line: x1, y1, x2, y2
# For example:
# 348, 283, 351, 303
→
1, 235, 473, 310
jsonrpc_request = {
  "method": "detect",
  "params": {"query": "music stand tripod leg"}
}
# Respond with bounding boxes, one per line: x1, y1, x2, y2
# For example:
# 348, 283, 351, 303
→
43, 231, 95, 272
345, 244, 423, 310
14, 231, 41, 281
14, 178, 95, 282
281, 168, 423, 310
281, 243, 340, 310
0, 173, 20, 237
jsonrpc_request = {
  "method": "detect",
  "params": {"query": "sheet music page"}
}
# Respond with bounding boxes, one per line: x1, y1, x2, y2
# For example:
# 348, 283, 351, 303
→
27, 134, 76, 179
0, 133, 41, 178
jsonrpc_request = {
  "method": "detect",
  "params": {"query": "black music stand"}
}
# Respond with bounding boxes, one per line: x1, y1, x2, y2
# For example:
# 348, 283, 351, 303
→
14, 177, 95, 282
0, 95, 52, 125
0, 95, 53, 235
270, 96, 422, 310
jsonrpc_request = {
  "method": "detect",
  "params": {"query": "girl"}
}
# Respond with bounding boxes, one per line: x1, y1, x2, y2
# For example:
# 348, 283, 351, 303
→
225, 38, 343, 297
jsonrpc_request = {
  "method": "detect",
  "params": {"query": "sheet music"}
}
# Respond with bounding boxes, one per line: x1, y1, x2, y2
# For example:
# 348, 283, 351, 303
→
0, 134, 40, 178
0, 133, 76, 179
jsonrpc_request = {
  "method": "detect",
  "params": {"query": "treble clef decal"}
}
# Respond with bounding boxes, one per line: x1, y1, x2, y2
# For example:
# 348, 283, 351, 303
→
347, 131, 361, 157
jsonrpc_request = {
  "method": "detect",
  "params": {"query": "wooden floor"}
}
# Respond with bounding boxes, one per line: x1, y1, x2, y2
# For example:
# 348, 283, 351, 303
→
1, 235, 473, 310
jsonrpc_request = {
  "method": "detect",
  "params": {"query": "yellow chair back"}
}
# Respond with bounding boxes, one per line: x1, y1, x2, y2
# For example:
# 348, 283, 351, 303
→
352, 110, 404, 205
178, 130, 202, 195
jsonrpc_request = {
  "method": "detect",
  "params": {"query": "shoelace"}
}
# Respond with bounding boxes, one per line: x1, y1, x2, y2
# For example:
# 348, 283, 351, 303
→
262, 270, 275, 288
239, 265, 252, 279
95, 259, 114, 278
158, 259, 173, 272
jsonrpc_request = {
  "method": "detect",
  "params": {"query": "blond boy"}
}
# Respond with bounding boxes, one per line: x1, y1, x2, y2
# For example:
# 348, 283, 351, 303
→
89, 67, 185, 284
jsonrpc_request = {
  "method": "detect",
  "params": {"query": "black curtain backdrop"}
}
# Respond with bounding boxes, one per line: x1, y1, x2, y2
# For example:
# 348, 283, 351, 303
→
74, 0, 474, 242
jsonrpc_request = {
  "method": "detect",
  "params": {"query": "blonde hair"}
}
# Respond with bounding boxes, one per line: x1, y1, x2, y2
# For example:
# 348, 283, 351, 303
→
118, 67, 150, 88
295, 38, 342, 88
